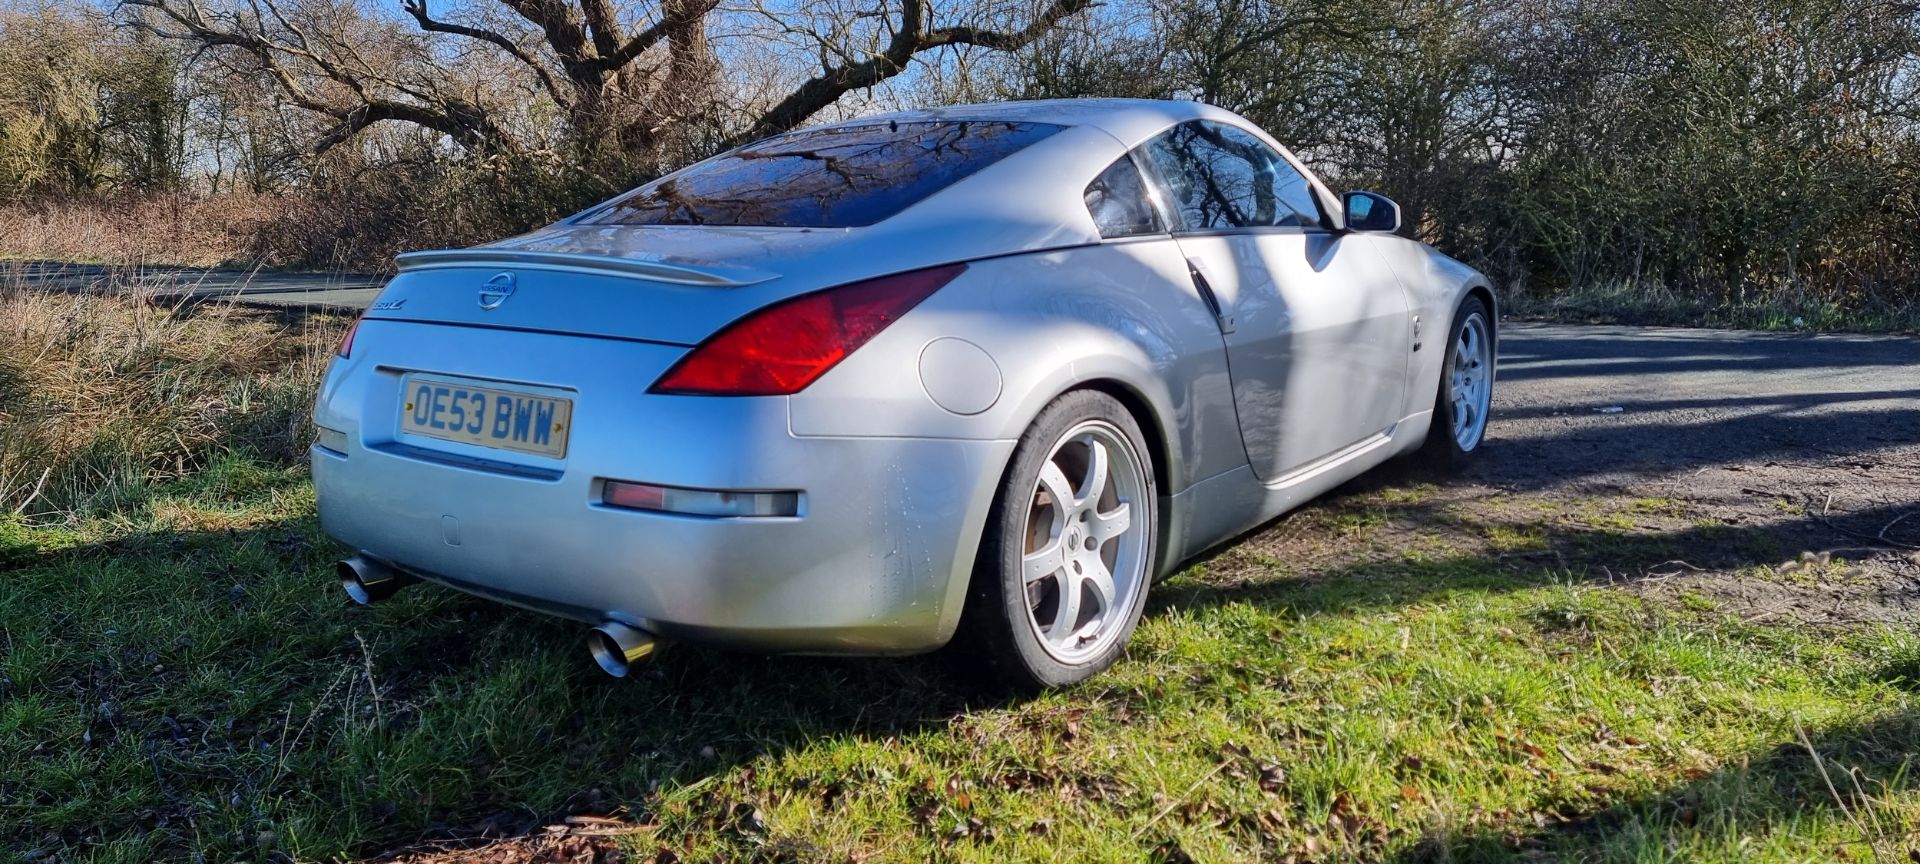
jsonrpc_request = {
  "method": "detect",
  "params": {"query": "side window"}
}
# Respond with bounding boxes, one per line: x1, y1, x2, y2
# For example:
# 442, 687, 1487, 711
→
1083, 154, 1165, 238
1142, 121, 1324, 231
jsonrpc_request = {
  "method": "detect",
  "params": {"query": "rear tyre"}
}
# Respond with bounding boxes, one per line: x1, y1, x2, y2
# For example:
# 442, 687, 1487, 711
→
955, 390, 1157, 692
1419, 296, 1494, 468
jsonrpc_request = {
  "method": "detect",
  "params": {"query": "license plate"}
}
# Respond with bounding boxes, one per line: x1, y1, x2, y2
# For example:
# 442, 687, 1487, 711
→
400, 376, 572, 459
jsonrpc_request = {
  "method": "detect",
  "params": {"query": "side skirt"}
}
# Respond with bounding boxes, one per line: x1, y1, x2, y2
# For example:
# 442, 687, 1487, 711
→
1159, 415, 1427, 573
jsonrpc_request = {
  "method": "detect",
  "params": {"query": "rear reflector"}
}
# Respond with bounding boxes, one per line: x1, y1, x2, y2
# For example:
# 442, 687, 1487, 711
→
602, 480, 801, 518
315, 425, 349, 455
650, 263, 967, 396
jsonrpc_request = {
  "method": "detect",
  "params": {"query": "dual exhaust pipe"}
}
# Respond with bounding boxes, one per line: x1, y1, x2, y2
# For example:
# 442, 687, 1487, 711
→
337, 555, 658, 677
586, 621, 658, 678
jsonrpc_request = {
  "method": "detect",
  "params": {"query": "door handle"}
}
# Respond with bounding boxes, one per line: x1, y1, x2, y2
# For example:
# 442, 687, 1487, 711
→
1185, 259, 1235, 334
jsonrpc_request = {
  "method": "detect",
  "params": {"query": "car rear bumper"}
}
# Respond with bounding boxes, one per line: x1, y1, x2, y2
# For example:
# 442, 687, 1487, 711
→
314, 431, 1011, 653
312, 321, 1014, 654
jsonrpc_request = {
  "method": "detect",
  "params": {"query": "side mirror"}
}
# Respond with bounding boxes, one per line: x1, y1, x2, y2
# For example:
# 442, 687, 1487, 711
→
1344, 191, 1402, 233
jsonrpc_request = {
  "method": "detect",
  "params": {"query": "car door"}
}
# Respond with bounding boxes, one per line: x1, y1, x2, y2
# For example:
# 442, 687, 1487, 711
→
1139, 120, 1411, 482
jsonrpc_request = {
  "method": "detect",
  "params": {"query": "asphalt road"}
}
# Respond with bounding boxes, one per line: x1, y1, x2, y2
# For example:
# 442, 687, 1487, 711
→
0, 259, 385, 310
1487, 322, 1919, 492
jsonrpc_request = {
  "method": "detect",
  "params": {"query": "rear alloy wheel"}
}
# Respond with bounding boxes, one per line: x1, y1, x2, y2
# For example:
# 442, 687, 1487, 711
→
958, 390, 1156, 690
1420, 296, 1494, 466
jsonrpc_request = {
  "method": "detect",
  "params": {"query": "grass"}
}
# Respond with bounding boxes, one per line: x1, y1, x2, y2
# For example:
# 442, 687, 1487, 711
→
4, 292, 1918, 862
1501, 281, 1920, 334
6, 475, 1918, 863
0, 285, 344, 517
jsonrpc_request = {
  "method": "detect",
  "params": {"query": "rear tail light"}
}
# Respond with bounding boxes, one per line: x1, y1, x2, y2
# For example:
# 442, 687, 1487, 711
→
650, 263, 967, 396
603, 480, 800, 518
337, 316, 362, 358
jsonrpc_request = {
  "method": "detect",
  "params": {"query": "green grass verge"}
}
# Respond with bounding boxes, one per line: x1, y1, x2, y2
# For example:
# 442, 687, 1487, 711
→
4, 456, 1917, 862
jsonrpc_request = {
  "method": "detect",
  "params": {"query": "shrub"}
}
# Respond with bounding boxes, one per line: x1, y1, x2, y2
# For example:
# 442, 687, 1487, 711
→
0, 193, 291, 268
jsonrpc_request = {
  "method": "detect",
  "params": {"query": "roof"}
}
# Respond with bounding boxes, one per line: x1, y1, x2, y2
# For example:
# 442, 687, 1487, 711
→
817, 98, 1244, 149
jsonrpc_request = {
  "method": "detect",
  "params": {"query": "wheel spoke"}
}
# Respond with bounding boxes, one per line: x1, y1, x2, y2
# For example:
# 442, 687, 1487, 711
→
1050, 569, 1083, 638
1076, 437, 1109, 507
1082, 557, 1116, 617
1037, 461, 1073, 513
1089, 502, 1130, 543
1023, 537, 1067, 584
1450, 315, 1491, 449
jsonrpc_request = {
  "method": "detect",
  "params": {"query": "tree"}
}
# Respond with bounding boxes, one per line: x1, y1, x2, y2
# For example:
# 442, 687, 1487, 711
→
0, 4, 193, 196
117, 0, 1095, 159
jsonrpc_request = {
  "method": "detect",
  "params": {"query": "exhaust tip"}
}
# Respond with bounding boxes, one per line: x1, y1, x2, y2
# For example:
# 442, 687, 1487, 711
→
588, 622, 658, 678
338, 555, 413, 605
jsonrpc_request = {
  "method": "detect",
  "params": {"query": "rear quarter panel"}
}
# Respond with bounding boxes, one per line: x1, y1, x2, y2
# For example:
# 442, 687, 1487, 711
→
787, 240, 1246, 496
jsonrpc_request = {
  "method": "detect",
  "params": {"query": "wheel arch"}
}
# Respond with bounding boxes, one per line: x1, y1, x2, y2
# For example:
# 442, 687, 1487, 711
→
1074, 378, 1173, 500
1463, 280, 1498, 351
1075, 377, 1189, 579
981, 371, 1180, 513
980, 372, 1183, 582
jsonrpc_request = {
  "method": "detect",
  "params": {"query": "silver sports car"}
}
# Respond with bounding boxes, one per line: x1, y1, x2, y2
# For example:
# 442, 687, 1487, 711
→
314, 98, 1495, 689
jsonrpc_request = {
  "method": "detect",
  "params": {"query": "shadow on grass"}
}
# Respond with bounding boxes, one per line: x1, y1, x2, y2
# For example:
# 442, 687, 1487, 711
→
1, 512, 1020, 861
1162, 451, 1918, 616
1390, 710, 1920, 862
1138, 469, 1920, 861
6, 447, 1916, 861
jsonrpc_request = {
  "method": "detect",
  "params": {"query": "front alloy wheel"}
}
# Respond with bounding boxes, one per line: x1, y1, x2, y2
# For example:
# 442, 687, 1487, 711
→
1448, 311, 1493, 451
1420, 296, 1494, 466
958, 390, 1157, 690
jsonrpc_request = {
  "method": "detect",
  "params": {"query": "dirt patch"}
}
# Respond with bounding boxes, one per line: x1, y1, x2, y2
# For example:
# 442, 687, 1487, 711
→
1189, 323, 1920, 627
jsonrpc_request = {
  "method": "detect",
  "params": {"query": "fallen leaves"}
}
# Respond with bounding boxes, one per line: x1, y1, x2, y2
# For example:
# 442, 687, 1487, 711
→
375, 813, 650, 864
1258, 762, 1288, 793
1495, 733, 1549, 762
1327, 792, 1388, 847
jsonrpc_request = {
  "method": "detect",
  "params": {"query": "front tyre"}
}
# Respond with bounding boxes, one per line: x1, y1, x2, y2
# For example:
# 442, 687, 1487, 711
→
1419, 296, 1495, 467
957, 390, 1157, 691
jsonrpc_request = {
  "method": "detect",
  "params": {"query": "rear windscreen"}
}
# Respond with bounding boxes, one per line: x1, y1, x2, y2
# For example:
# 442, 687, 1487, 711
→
577, 120, 1064, 229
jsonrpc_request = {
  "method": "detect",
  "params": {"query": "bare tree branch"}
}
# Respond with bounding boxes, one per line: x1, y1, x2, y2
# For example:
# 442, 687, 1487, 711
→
579, 0, 626, 57
402, 0, 575, 110
597, 0, 716, 72
121, 0, 526, 154
118, 0, 1090, 157
743, 0, 1093, 141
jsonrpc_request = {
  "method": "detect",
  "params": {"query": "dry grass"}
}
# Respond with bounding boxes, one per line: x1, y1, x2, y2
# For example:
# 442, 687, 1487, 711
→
0, 194, 292, 268
1501, 280, 1920, 334
0, 284, 345, 518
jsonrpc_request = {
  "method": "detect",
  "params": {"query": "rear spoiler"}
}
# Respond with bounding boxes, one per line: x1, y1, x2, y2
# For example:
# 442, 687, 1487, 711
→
395, 249, 779, 288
